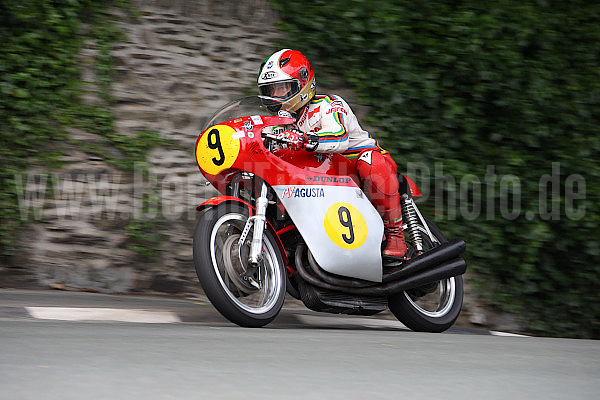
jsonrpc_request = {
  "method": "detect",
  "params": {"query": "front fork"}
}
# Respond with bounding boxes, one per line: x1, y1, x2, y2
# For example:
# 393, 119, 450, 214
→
237, 178, 269, 288
248, 181, 269, 265
242, 139, 275, 270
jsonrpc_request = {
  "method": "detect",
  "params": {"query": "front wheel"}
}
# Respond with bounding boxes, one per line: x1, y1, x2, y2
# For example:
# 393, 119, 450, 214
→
388, 219, 464, 332
193, 203, 286, 327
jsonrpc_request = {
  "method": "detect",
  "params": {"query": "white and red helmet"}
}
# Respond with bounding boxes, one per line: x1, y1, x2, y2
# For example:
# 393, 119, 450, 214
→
257, 49, 316, 113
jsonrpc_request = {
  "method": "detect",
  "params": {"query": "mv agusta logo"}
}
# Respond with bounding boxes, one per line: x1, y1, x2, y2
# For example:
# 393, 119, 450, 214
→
281, 187, 325, 199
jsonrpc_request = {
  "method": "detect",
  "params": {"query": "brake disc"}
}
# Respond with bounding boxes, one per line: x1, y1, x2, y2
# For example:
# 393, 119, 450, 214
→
221, 235, 257, 295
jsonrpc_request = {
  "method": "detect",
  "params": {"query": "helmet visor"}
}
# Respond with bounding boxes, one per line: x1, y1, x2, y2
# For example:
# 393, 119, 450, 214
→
258, 79, 301, 101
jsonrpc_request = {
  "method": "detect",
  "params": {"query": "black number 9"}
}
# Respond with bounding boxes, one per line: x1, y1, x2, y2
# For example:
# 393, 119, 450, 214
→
338, 206, 355, 244
207, 128, 225, 166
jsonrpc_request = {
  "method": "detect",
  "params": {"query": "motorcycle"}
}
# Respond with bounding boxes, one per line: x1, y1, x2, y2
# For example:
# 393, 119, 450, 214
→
193, 97, 467, 332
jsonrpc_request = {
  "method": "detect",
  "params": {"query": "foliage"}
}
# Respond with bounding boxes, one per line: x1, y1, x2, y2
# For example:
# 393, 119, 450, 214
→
0, 0, 97, 255
273, 0, 600, 338
0, 0, 165, 259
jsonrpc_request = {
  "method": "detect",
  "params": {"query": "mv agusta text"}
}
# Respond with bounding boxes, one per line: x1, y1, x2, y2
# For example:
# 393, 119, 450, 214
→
193, 97, 467, 332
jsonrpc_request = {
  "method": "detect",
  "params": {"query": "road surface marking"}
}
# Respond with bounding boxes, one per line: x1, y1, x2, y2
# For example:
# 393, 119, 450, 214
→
490, 330, 530, 337
26, 307, 181, 323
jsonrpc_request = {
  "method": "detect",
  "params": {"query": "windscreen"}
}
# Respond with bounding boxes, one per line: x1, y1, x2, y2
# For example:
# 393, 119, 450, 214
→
203, 96, 281, 131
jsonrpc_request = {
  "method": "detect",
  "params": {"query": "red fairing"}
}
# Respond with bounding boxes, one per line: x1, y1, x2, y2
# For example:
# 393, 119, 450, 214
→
403, 175, 423, 198
197, 115, 360, 191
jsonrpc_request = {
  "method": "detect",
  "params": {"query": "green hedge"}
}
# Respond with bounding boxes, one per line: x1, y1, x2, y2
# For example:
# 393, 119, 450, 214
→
0, 0, 103, 255
273, 0, 600, 337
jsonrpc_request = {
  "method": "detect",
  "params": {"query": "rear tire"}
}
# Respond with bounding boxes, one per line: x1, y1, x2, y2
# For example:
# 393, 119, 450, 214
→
193, 203, 286, 327
388, 219, 464, 332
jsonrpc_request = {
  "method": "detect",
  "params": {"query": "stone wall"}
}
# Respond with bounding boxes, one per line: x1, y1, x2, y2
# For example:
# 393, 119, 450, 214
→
7, 0, 282, 295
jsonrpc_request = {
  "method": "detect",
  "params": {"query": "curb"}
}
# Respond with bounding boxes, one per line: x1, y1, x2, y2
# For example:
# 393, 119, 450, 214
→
0, 305, 529, 336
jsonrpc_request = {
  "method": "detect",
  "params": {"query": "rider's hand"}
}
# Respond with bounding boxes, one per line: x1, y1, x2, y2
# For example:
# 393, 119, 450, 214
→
278, 129, 318, 151
281, 129, 306, 150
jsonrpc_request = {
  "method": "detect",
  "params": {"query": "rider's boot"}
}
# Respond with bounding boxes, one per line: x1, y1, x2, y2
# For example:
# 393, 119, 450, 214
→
382, 208, 408, 259
355, 149, 407, 259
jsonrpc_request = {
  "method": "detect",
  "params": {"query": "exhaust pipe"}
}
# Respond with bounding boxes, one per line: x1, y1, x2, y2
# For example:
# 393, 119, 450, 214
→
296, 256, 466, 296
385, 258, 466, 292
294, 239, 467, 297
382, 239, 466, 283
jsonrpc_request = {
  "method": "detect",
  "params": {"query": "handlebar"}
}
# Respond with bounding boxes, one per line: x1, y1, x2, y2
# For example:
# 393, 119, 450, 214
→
261, 132, 282, 141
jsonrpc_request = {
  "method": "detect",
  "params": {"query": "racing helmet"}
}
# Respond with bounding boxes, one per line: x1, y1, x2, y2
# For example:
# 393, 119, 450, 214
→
257, 49, 316, 113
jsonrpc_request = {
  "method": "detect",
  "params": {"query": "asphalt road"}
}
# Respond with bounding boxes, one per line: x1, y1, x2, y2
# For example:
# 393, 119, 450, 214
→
0, 289, 598, 400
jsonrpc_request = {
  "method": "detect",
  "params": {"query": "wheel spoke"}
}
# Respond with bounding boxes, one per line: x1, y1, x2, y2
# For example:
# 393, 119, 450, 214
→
209, 213, 283, 314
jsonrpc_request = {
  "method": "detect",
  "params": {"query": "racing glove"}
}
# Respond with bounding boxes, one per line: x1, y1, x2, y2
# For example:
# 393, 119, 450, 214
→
278, 129, 319, 151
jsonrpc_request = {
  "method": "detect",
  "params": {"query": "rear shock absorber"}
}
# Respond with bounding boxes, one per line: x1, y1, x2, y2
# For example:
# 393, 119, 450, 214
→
401, 194, 424, 252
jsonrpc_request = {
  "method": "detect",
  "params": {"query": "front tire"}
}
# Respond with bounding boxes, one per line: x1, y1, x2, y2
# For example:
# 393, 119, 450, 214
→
388, 219, 464, 332
193, 203, 286, 327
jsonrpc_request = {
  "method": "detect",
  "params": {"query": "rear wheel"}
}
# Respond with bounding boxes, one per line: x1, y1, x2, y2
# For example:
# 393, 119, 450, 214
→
193, 203, 286, 327
388, 219, 464, 332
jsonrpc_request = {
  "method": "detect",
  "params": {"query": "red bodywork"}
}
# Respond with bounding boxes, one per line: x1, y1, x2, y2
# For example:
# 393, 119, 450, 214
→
196, 115, 422, 197
196, 116, 361, 193
404, 175, 422, 198
196, 196, 254, 214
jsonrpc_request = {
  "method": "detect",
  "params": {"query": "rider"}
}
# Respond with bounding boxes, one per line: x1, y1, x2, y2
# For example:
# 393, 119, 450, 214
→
257, 49, 407, 259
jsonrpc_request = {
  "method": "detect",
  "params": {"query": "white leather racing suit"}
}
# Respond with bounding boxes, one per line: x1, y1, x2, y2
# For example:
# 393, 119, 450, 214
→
293, 94, 387, 159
